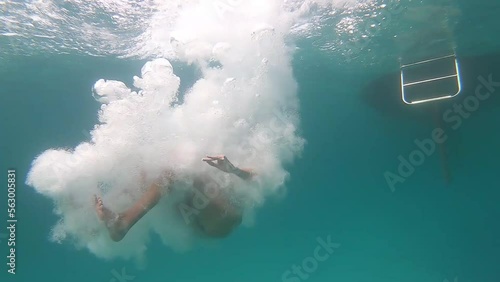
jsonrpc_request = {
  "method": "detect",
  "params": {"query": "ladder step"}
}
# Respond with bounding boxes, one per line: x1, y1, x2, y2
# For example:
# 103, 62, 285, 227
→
401, 54, 456, 68
403, 74, 457, 87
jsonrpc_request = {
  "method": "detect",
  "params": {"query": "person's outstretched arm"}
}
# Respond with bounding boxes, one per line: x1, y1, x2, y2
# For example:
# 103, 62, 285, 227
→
202, 155, 255, 180
231, 167, 255, 180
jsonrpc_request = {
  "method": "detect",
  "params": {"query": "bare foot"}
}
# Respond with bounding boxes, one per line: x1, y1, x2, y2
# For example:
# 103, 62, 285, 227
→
94, 195, 126, 242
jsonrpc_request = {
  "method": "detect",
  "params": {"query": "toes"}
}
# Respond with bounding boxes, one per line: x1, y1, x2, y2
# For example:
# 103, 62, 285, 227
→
94, 195, 104, 211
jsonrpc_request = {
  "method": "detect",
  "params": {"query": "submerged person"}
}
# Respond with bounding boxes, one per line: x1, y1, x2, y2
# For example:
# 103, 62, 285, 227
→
94, 155, 255, 241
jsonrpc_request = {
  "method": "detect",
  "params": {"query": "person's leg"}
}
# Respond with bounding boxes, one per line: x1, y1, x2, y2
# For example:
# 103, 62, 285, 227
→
95, 179, 167, 242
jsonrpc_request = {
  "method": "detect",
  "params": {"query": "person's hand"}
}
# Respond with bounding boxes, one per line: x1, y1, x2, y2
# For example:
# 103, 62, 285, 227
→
202, 155, 237, 174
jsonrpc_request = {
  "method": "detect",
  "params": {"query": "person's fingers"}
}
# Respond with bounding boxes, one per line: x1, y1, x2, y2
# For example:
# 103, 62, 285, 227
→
205, 155, 225, 160
204, 160, 217, 167
94, 195, 100, 205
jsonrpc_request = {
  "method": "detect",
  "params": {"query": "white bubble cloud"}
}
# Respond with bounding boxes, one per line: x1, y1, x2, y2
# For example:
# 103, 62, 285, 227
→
26, 0, 306, 259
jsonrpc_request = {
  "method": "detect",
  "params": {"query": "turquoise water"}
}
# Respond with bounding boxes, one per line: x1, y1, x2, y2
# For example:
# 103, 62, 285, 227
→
1, 1, 500, 282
